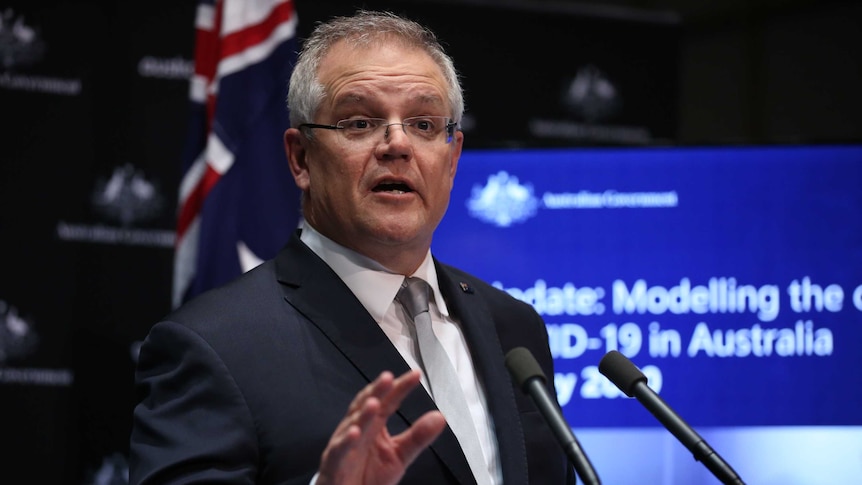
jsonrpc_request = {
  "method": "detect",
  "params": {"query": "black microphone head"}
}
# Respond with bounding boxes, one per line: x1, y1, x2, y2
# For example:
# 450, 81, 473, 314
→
505, 347, 547, 391
598, 350, 647, 397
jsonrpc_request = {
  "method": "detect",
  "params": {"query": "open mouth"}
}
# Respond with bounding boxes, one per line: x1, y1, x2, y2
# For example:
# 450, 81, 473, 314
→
372, 181, 413, 194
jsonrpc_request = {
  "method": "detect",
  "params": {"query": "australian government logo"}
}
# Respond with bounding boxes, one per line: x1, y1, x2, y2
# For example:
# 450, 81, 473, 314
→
56, 163, 175, 248
467, 172, 539, 227
0, 299, 73, 387
467, 171, 678, 227
0, 8, 82, 95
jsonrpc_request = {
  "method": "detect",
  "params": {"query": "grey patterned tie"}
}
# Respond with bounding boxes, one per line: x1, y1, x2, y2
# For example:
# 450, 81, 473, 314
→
397, 277, 492, 485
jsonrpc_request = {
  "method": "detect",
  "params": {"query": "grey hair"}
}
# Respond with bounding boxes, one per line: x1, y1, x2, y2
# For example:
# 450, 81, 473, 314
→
287, 10, 464, 128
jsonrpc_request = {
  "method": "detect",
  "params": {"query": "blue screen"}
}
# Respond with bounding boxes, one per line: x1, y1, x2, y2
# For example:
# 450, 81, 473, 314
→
432, 144, 862, 484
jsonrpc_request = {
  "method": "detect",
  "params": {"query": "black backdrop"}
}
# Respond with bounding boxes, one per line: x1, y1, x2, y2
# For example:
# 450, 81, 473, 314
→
0, 1, 678, 483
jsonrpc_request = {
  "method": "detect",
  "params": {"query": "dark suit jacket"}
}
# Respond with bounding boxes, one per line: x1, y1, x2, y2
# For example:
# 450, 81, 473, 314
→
130, 233, 573, 484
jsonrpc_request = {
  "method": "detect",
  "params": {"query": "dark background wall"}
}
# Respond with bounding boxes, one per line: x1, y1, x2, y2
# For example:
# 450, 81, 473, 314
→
671, 0, 861, 144
534, 0, 862, 144
0, 0, 859, 484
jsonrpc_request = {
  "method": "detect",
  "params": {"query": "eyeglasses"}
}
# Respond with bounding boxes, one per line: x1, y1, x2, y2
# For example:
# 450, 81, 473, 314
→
299, 116, 457, 147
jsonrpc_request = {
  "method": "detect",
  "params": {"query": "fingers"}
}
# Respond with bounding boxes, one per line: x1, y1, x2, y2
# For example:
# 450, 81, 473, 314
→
393, 410, 447, 466
347, 370, 423, 442
378, 369, 423, 415
319, 384, 386, 484
333, 370, 419, 435
321, 370, 424, 469
345, 370, 396, 417
377, 370, 445, 467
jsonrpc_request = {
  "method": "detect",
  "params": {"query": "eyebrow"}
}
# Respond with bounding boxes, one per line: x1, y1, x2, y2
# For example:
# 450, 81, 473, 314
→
331, 92, 447, 113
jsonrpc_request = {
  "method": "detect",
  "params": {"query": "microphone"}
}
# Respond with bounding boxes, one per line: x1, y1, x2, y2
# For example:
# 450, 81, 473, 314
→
505, 347, 601, 485
598, 350, 745, 485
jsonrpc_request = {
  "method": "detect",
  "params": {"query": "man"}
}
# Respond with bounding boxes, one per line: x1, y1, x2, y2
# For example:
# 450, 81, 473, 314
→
130, 10, 573, 485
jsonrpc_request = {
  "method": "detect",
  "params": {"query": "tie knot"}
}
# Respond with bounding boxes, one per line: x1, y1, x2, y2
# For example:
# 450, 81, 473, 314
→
397, 277, 431, 320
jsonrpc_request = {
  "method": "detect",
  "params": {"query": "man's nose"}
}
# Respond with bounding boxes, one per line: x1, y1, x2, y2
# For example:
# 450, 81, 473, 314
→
378, 122, 413, 158
383, 122, 409, 139
382, 122, 414, 147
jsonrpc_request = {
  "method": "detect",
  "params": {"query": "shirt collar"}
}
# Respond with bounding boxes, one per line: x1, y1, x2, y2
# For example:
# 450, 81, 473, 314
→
299, 221, 450, 322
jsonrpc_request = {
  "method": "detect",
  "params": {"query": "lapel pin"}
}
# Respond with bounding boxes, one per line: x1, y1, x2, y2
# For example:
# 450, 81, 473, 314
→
459, 282, 474, 294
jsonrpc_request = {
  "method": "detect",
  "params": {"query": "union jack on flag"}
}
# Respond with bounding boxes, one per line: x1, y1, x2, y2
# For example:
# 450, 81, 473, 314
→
173, 0, 302, 307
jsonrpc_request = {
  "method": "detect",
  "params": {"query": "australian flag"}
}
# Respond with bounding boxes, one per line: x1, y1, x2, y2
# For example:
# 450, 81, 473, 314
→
173, 0, 302, 307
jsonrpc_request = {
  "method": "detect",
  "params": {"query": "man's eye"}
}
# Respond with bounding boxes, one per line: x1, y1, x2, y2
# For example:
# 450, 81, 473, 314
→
412, 119, 434, 132
344, 119, 375, 130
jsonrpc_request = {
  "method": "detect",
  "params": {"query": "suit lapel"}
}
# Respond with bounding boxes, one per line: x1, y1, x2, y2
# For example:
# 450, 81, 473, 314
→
273, 235, 476, 484
275, 234, 408, 384
437, 262, 529, 485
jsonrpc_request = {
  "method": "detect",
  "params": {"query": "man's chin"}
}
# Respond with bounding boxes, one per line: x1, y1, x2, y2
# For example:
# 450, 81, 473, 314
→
367, 221, 434, 247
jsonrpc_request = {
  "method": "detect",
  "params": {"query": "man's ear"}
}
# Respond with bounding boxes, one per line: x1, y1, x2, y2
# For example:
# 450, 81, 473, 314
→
284, 127, 310, 191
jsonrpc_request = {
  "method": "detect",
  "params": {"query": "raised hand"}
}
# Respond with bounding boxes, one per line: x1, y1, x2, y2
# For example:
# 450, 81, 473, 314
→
316, 370, 446, 485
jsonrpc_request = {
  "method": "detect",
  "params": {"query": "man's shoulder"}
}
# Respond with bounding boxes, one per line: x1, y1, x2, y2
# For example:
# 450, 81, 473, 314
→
168, 259, 282, 326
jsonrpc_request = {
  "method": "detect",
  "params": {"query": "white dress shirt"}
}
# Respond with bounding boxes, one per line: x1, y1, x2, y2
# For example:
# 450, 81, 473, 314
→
300, 221, 502, 484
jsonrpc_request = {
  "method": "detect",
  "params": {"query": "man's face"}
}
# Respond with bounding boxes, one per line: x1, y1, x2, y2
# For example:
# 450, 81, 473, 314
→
286, 40, 463, 268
